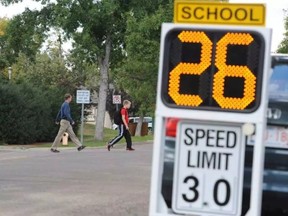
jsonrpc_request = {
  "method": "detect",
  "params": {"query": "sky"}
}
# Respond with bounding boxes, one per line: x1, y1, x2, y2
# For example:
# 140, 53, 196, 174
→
0, 0, 287, 52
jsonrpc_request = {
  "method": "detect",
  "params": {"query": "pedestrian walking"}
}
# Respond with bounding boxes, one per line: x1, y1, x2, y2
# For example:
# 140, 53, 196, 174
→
107, 100, 135, 151
51, 93, 86, 153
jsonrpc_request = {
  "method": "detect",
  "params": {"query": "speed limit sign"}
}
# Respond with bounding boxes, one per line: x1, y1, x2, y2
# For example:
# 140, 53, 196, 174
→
173, 122, 245, 215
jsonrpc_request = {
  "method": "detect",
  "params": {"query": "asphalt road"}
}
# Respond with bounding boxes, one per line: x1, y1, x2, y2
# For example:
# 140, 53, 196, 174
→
0, 143, 152, 216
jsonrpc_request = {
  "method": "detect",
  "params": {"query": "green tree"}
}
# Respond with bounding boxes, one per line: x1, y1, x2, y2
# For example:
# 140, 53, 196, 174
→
66, 50, 100, 91
0, 11, 47, 79
0, 17, 8, 36
9, 45, 83, 143
116, 2, 173, 135
278, 14, 288, 53
0, 0, 173, 139
0, 0, 132, 140
12, 51, 74, 89
0, 10, 48, 71
52, 0, 129, 140
0, 17, 9, 71
5, 10, 47, 61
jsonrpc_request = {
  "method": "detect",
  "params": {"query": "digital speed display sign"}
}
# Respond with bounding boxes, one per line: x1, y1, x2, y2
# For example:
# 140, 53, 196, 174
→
161, 28, 265, 112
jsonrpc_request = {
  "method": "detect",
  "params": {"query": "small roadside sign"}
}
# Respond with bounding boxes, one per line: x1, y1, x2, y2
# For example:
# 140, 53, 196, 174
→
174, 2, 265, 26
76, 90, 90, 145
173, 121, 245, 215
113, 95, 122, 104
76, 90, 90, 104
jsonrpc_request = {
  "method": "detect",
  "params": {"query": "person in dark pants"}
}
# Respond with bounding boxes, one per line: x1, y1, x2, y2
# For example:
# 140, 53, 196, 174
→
107, 100, 135, 151
51, 93, 86, 153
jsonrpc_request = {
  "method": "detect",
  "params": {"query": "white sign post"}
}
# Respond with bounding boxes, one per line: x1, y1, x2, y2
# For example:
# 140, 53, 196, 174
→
76, 90, 90, 144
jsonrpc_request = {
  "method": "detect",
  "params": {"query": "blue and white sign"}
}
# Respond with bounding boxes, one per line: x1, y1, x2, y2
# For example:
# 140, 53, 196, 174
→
76, 90, 90, 104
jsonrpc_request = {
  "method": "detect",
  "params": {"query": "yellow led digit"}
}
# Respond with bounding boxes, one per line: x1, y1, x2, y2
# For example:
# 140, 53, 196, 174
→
213, 33, 256, 110
168, 31, 212, 106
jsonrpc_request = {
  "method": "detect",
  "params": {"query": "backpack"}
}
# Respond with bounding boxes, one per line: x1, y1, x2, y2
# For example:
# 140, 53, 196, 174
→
114, 109, 123, 125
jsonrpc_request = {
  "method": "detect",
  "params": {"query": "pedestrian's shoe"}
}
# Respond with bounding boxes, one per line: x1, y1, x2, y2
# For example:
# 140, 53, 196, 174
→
107, 143, 111, 151
126, 147, 135, 151
51, 148, 60, 153
78, 145, 86, 151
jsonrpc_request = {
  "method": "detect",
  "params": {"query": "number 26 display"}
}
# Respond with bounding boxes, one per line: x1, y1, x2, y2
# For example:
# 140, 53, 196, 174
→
161, 29, 265, 112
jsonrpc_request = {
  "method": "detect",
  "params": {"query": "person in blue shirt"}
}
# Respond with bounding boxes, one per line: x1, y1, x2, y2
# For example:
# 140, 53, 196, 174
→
51, 93, 86, 153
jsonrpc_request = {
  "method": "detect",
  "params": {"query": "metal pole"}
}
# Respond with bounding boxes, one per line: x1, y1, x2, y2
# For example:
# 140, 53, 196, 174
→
80, 103, 84, 144
113, 88, 119, 111
8, 67, 12, 80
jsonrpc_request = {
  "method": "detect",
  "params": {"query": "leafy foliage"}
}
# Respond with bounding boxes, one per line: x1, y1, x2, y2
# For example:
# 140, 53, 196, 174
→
0, 18, 10, 70
0, 10, 49, 72
0, 83, 50, 144
116, 2, 173, 116
0, 82, 81, 144
0, 41, 83, 144
0, 0, 174, 140
278, 15, 288, 53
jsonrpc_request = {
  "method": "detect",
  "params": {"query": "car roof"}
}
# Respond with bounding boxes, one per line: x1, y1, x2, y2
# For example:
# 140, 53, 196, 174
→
271, 53, 288, 57
271, 53, 288, 68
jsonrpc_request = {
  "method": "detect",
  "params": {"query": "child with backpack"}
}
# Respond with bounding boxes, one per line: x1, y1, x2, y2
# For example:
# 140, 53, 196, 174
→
107, 100, 135, 151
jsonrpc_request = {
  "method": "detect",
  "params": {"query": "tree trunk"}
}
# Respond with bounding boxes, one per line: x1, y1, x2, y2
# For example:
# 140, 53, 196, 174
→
135, 115, 144, 136
95, 36, 111, 140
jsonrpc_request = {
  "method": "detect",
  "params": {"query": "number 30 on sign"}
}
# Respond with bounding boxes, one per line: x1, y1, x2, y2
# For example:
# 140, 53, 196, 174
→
161, 28, 265, 112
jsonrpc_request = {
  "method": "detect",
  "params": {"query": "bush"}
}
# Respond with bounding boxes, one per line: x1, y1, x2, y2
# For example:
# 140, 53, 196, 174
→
0, 83, 50, 144
0, 83, 81, 144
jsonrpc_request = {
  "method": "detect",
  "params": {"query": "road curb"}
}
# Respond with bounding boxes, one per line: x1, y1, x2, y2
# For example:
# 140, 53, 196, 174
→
0, 140, 154, 151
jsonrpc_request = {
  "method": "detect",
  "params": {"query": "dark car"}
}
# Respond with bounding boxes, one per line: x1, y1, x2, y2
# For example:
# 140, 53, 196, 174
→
161, 54, 288, 215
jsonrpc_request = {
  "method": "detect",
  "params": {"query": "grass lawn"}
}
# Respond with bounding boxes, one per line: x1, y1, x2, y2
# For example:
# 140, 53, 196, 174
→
32, 123, 154, 148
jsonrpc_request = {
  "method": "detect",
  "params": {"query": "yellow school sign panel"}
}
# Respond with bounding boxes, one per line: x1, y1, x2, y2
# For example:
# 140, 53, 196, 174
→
174, 1, 266, 26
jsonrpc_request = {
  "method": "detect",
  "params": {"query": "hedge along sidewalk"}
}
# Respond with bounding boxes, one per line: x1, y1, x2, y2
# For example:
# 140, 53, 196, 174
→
8, 123, 154, 149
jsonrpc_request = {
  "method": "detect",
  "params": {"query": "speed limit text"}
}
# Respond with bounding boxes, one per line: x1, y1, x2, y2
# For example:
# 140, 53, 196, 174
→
183, 128, 237, 170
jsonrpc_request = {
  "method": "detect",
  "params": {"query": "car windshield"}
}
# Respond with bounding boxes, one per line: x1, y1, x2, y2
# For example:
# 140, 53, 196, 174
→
269, 64, 288, 101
